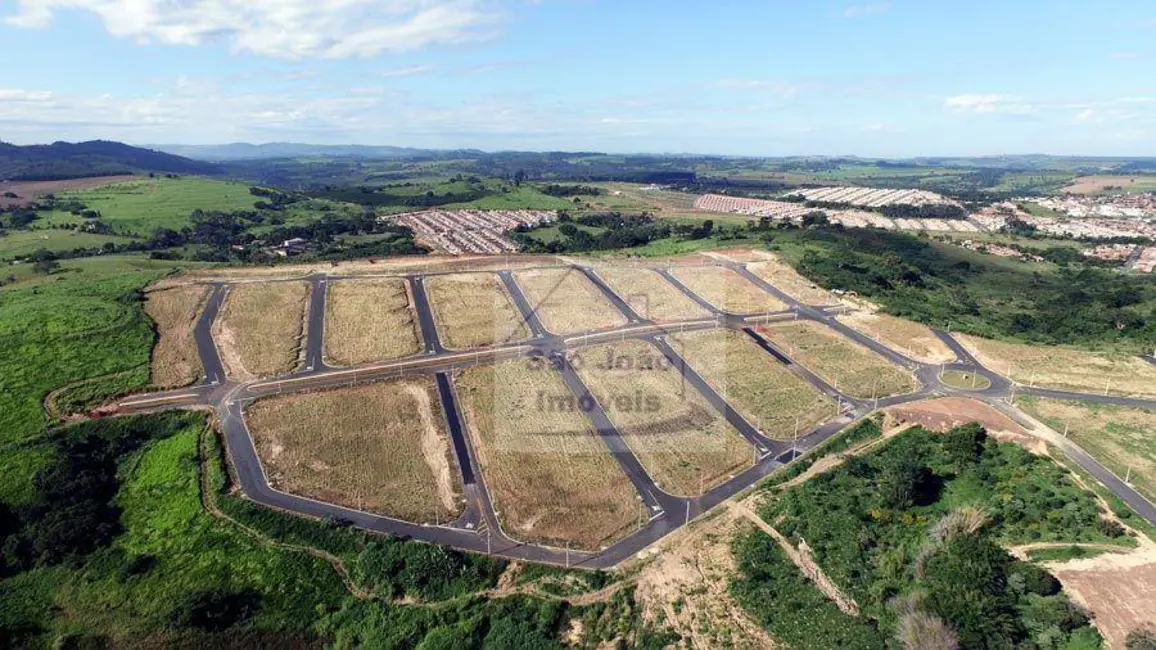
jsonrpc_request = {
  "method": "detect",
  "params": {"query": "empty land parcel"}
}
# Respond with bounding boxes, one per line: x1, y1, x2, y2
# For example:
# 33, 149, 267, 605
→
143, 284, 210, 387
669, 265, 786, 314
744, 256, 839, 306
214, 281, 309, 379
324, 278, 422, 366
513, 267, 628, 335
836, 310, 955, 365
574, 340, 753, 495
757, 321, 916, 398
426, 273, 530, 349
591, 266, 711, 322
454, 359, 638, 549
245, 378, 463, 523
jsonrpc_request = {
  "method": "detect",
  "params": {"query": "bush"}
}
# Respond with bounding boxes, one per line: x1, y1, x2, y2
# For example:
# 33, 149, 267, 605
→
169, 588, 261, 630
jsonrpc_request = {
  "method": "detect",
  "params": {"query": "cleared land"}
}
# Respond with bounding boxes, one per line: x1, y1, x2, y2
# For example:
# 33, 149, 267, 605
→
1062, 175, 1156, 195
215, 281, 309, 380
744, 255, 839, 305
0, 229, 136, 261
324, 278, 422, 366
0, 175, 135, 207
513, 267, 628, 335
1051, 550, 1156, 649
574, 340, 753, 495
54, 176, 259, 234
1020, 397, 1156, 504
454, 359, 638, 549
668, 329, 836, 441
669, 265, 785, 314
957, 334, 1156, 398
758, 321, 916, 399
144, 284, 210, 388
592, 266, 712, 322
426, 273, 530, 350
245, 378, 463, 523
837, 311, 955, 364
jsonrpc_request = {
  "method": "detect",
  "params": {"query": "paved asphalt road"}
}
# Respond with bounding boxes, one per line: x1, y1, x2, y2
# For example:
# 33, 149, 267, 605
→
123, 258, 1156, 568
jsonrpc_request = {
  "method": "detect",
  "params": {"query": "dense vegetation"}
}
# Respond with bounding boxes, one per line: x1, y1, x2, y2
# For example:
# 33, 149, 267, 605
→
0, 140, 217, 180
513, 213, 678, 253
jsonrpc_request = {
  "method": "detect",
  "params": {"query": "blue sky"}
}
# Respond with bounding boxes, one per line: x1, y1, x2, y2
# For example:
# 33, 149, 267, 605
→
1, 0, 1154, 156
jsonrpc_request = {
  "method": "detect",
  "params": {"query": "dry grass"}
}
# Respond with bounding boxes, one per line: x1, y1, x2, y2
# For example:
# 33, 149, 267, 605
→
245, 377, 463, 523
669, 329, 837, 441
325, 278, 422, 366
144, 284, 210, 387
591, 266, 711, 322
758, 321, 916, 399
1062, 175, 1156, 195
454, 359, 639, 549
744, 254, 839, 305
215, 281, 309, 379
669, 265, 785, 314
1020, 397, 1156, 504
513, 268, 628, 335
573, 340, 753, 496
957, 334, 1156, 398
426, 273, 530, 350
837, 311, 955, 364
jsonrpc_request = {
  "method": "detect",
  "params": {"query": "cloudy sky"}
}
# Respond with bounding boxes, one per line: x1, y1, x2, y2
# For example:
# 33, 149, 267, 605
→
1, 0, 1154, 156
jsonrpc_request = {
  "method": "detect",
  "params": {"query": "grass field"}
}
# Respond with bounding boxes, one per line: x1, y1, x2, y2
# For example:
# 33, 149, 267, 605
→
758, 321, 916, 399
957, 334, 1156, 398
426, 273, 530, 350
526, 223, 606, 244
668, 329, 837, 441
837, 311, 955, 364
573, 340, 753, 496
1020, 396, 1156, 504
939, 369, 992, 391
324, 278, 422, 365
744, 255, 838, 305
144, 284, 210, 387
55, 176, 259, 235
246, 378, 464, 523
454, 359, 639, 549
513, 267, 628, 335
669, 265, 785, 314
0, 228, 136, 260
215, 281, 309, 379
445, 186, 575, 211
591, 265, 711, 322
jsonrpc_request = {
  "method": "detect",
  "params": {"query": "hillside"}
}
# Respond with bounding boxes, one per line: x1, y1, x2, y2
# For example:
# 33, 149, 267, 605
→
0, 140, 219, 181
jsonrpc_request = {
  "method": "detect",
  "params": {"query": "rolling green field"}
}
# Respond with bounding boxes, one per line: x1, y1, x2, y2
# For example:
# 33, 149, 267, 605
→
55, 176, 259, 235
445, 185, 576, 211
0, 229, 136, 261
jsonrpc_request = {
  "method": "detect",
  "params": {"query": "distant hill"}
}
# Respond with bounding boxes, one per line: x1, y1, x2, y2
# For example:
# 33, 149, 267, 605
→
0, 140, 219, 181
151, 142, 463, 161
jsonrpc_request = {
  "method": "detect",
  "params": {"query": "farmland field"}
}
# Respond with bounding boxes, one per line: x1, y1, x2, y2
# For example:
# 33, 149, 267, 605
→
957, 334, 1156, 398
745, 256, 839, 305
214, 281, 309, 379
426, 273, 530, 350
669, 265, 785, 314
592, 265, 711, 322
144, 284, 210, 387
55, 176, 259, 234
836, 311, 955, 364
0, 228, 136, 260
574, 340, 753, 495
668, 329, 836, 441
454, 359, 639, 549
758, 321, 916, 398
324, 278, 422, 365
513, 267, 628, 335
245, 378, 464, 523
1062, 174, 1156, 195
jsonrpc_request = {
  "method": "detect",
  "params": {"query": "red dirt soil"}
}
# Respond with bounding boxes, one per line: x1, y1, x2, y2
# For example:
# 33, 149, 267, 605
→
884, 397, 1028, 436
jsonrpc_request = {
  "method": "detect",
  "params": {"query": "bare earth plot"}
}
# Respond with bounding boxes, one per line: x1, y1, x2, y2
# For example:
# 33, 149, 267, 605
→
1049, 545, 1156, 649
513, 267, 628, 335
245, 378, 463, 524
454, 359, 638, 549
957, 334, 1156, 399
1020, 397, 1156, 504
669, 329, 837, 441
144, 284, 210, 387
573, 339, 753, 496
325, 278, 422, 366
757, 321, 916, 399
836, 311, 956, 364
215, 281, 309, 380
669, 265, 786, 315
744, 256, 839, 306
591, 266, 711, 322
426, 273, 530, 350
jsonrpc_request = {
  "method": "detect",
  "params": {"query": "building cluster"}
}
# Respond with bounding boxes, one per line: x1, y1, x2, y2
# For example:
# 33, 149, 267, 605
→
1082, 244, 1138, 262
1135, 246, 1156, 274
390, 209, 556, 255
693, 194, 979, 233
786, 186, 958, 208
957, 239, 1043, 262
1028, 194, 1156, 219
975, 202, 1156, 240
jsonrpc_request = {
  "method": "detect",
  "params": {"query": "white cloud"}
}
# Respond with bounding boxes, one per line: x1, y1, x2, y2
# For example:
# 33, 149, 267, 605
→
842, 2, 890, 19
1109, 52, 1139, 60
381, 64, 437, 78
2, 0, 500, 59
1072, 109, 1096, 124
943, 94, 1034, 115
713, 79, 805, 98
0, 89, 54, 102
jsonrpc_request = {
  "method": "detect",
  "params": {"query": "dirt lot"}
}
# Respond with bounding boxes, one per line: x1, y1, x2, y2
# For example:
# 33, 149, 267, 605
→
245, 378, 463, 523
573, 340, 753, 496
0, 175, 136, 207
324, 278, 422, 366
669, 265, 785, 315
1049, 540, 1156, 648
758, 321, 916, 399
592, 266, 712, 322
426, 273, 530, 350
144, 284, 210, 387
957, 334, 1156, 399
1019, 397, 1156, 504
513, 267, 628, 335
742, 254, 839, 306
454, 359, 639, 549
837, 311, 955, 364
884, 397, 1028, 437
669, 329, 837, 441
1062, 175, 1156, 195
214, 281, 309, 380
